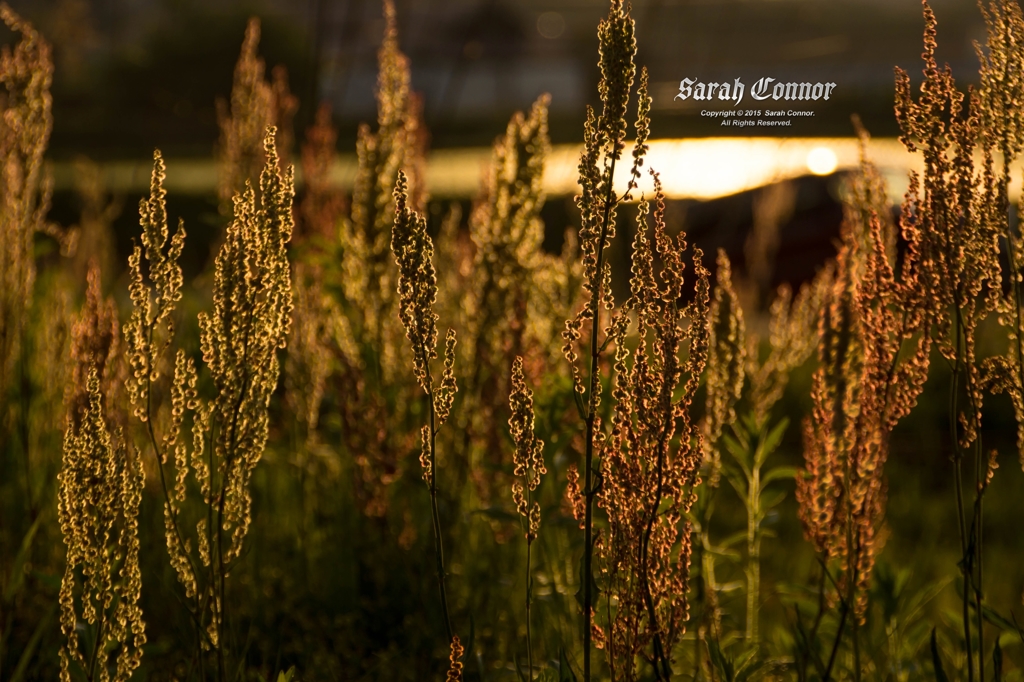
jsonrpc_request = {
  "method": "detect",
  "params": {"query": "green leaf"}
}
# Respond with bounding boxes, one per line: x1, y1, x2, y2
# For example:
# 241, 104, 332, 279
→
3, 515, 42, 602
515, 654, 528, 682
573, 390, 587, 421
559, 648, 579, 682
10, 601, 55, 682
977, 602, 1024, 640
755, 417, 789, 468
735, 652, 765, 682
707, 637, 735, 682
900, 576, 952, 629
930, 628, 950, 682
761, 466, 799, 487
720, 530, 748, 549
759, 489, 787, 514
724, 468, 751, 504
275, 667, 296, 682
994, 637, 1004, 682
741, 411, 760, 436
704, 545, 742, 561
722, 429, 752, 474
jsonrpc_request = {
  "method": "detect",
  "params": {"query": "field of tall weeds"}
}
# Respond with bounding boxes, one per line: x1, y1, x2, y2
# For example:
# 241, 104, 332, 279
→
2, 0, 1024, 680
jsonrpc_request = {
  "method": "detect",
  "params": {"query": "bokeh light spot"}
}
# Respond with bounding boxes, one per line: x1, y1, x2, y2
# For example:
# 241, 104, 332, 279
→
806, 146, 838, 175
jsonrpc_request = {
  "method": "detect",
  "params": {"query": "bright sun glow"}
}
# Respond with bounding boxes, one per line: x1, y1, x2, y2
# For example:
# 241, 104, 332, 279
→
806, 146, 838, 175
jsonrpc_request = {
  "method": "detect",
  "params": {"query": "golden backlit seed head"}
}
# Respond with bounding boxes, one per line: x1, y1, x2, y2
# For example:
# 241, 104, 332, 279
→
197, 125, 294, 564
597, 168, 710, 670
796, 139, 934, 622
436, 328, 458, 426
419, 424, 432, 483
509, 356, 546, 541
446, 635, 465, 682
58, 369, 146, 682
597, 1, 637, 160
125, 150, 186, 422
391, 169, 439, 394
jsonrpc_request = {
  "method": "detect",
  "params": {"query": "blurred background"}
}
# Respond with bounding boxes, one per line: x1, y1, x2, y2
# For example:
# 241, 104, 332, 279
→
2, 0, 994, 300
2, 0, 987, 155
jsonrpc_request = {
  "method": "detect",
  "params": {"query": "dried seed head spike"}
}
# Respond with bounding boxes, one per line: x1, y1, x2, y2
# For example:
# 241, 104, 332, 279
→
378, 0, 410, 135
595, 164, 709, 673
58, 368, 146, 682
391, 169, 439, 394
419, 424, 432, 483
200, 126, 294, 564
67, 262, 122, 432
0, 2, 53, 400
125, 150, 186, 422
460, 94, 554, 506
796, 132, 939, 623
436, 328, 458, 426
297, 103, 344, 243
625, 67, 652, 201
217, 17, 275, 211
704, 250, 747, 482
509, 356, 546, 540
597, 0, 637, 160
565, 464, 586, 529
446, 635, 464, 682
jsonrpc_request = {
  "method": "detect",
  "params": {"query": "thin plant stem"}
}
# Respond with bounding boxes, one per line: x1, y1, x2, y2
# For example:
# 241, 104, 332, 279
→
852, 576, 861, 682
217, 332, 254, 681
583, 151, 618, 682
638, 298, 681, 681
18, 353, 36, 522
639, 417, 673, 681
746, 442, 760, 647
526, 538, 533, 682
809, 560, 827, 644
822, 582, 849, 682
216, 480, 228, 682
142, 322, 211, 668
801, 565, 828, 677
693, 624, 702, 681
423, 358, 454, 643
950, 307, 974, 682
844, 438, 859, 681
87, 597, 107, 682
974, 488, 985, 682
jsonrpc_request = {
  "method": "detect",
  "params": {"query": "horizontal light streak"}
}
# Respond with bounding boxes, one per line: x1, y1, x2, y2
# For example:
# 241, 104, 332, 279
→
49, 137, 1019, 202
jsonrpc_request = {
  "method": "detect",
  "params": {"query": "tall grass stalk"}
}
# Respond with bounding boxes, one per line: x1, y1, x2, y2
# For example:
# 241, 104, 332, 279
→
509, 356, 546, 680
125, 129, 293, 681
0, 6, 55, 582
894, 4, 1011, 677
560, 3, 647, 677
597, 170, 709, 681
391, 169, 459, 650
